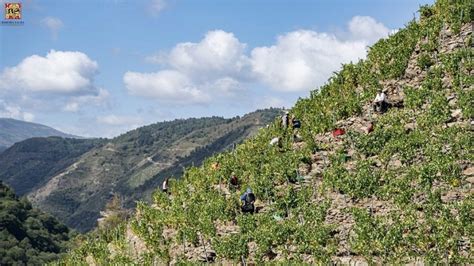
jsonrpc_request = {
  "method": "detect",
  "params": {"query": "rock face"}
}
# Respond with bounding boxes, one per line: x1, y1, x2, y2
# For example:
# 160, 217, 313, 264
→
463, 166, 474, 177
451, 108, 462, 116
126, 226, 148, 259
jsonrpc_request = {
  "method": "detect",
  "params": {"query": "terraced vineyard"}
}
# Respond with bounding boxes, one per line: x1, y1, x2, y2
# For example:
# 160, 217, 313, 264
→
61, 0, 472, 264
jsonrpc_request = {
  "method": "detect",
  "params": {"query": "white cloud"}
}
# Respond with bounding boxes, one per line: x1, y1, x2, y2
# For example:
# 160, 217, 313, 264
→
210, 77, 244, 96
250, 30, 368, 92
149, 0, 166, 16
348, 16, 390, 43
0, 50, 98, 94
41, 16, 64, 40
249, 16, 390, 92
133, 16, 390, 103
134, 30, 250, 103
63, 88, 110, 112
97, 114, 144, 126
167, 30, 250, 81
0, 101, 35, 122
0, 50, 109, 121
123, 70, 210, 104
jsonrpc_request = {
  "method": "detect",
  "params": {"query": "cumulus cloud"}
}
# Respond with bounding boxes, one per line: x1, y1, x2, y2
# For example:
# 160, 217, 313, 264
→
250, 30, 368, 92
0, 100, 35, 122
41, 17, 64, 40
348, 16, 390, 43
124, 70, 210, 104
132, 16, 390, 103
167, 30, 251, 81
0, 50, 108, 119
210, 77, 245, 96
63, 88, 110, 112
134, 31, 250, 103
250, 16, 390, 92
0, 50, 98, 94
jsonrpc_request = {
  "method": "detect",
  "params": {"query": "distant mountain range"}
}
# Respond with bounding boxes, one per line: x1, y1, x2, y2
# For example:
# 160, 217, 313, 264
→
0, 108, 282, 232
0, 118, 77, 152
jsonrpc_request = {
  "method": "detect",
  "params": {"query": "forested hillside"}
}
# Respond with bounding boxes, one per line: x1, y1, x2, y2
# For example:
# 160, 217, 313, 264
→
0, 137, 103, 196
0, 182, 72, 265
61, 0, 472, 264
0, 109, 281, 232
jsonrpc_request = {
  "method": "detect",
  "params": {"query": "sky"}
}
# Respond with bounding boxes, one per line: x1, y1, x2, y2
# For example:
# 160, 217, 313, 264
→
0, 0, 433, 137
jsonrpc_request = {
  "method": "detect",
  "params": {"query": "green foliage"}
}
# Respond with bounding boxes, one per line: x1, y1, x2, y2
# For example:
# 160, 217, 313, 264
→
367, 21, 420, 79
323, 156, 382, 199
214, 233, 248, 260
417, 53, 434, 69
404, 86, 429, 109
434, 0, 471, 34
458, 88, 473, 119
419, 5, 434, 20
0, 182, 72, 265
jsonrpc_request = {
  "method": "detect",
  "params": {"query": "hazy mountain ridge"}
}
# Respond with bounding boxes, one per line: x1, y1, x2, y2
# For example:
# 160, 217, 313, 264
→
0, 118, 78, 151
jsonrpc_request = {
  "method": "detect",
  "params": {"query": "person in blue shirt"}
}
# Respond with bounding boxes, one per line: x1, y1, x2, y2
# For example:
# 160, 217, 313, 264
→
240, 188, 255, 214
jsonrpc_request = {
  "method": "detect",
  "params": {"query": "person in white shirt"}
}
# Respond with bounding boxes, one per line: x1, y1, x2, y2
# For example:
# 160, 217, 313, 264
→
269, 137, 280, 146
373, 89, 388, 113
281, 112, 289, 128
162, 177, 169, 193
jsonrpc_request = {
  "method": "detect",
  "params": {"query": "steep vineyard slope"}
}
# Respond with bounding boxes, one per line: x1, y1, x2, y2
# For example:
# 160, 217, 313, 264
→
20, 109, 281, 232
62, 1, 472, 264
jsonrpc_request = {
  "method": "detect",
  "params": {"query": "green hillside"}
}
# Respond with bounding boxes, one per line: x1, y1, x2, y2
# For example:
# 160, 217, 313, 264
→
0, 181, 72, 265
0, 137, 103, 196
62, 0, 472, 264
1, 109, 281, 233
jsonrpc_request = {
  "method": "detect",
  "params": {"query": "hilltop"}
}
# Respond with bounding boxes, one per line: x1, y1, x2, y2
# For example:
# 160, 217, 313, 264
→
0, 118, 78, 152
61, 0, 472, 264
0, 108, 282, 232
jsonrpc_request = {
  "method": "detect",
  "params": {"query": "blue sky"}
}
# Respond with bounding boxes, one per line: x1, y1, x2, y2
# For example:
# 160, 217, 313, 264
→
0, 0, 433, 137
